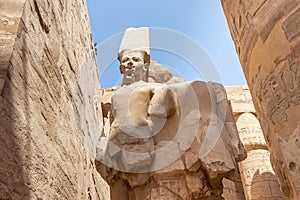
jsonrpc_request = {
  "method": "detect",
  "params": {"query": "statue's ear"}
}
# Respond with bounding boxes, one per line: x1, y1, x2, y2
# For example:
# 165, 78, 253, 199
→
120, 65, 126, 74
144, 51, 150, 64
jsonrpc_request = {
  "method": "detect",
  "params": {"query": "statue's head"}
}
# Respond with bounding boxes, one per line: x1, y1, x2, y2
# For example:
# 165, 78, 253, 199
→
118, 49, 150, 75
118, 49, 150, 85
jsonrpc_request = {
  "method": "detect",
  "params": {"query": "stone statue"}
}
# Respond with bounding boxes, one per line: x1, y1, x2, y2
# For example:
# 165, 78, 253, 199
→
96, 27, 247, 200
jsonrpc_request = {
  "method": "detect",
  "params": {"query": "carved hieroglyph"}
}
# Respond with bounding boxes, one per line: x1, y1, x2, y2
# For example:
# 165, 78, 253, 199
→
221, 1, 300, 198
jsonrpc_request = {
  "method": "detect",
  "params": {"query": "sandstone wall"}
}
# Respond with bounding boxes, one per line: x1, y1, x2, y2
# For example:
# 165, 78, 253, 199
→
0, 0, 109, 199
221, 1, 300, 199
0, 0, 25, 94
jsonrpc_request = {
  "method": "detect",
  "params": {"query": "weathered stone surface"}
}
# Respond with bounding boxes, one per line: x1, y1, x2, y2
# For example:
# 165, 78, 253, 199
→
97, 25, 245, 200
0, 0, 109, 199
222, 1, 300, 198
237, 113, 267, 151
118, 27, 151, 86
222, 175, 245, 200
239, 150, 284, 200
96, 81, 246, 199
225, 86, 255, 119
0, 0, 25, 94
277, 125, 300, 197
225, 86, 283, 199
118, 49, 149, 86
282, 8, 300, 41
148, 61, 184, 84
119, 27, 150, 56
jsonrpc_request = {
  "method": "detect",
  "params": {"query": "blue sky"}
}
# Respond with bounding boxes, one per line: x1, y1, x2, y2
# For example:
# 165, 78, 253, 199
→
86, 0, 246, 88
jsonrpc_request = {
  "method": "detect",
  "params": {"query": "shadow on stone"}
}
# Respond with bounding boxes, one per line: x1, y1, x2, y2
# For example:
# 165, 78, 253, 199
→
0, 26, 31, 199
250, 170, 283, 200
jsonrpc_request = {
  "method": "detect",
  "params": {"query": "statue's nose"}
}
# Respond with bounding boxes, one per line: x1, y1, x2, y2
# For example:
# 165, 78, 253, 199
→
127, 61, 133, 67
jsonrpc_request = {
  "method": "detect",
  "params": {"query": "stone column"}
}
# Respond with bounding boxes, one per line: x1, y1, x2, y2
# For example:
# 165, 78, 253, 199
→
225, 86, 283, 199
237, 113, 283, 200
221, 1, 300, 198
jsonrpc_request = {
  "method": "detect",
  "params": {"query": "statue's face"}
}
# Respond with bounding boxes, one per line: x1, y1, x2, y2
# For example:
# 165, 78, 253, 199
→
120, 51, 145, 74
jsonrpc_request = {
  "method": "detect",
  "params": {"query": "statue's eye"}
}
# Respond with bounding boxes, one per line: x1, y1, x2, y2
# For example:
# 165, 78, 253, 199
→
122, 57, 129, 63
132, 57, 141, 62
